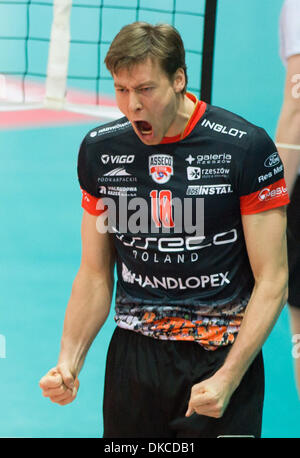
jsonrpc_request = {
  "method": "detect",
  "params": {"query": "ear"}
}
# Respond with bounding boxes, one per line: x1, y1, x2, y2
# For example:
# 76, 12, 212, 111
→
173, 68, 186, 93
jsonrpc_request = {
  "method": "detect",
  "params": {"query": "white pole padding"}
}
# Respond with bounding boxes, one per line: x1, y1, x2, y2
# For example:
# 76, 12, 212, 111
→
44, 0, 72, 110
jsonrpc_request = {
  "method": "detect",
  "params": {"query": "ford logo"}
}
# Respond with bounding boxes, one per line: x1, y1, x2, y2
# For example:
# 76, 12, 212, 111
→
264, 153, 280, 168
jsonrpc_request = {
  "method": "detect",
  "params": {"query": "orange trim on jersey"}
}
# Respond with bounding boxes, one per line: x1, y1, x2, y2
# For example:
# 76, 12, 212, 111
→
141, 314, 241, 350
240, 178, 290, 215
81, 188, 107, 216
160, 93, 207, 144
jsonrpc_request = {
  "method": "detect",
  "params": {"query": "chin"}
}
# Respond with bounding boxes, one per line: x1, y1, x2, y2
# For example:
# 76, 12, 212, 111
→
135, 129, 161, 145
141, 137, 161, 146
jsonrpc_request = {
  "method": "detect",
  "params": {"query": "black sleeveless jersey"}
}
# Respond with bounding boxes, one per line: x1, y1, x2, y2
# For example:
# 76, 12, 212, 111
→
77, 95, 289, 350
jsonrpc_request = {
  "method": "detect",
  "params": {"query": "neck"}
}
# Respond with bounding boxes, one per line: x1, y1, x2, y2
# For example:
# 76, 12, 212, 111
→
165, 93, 196, 138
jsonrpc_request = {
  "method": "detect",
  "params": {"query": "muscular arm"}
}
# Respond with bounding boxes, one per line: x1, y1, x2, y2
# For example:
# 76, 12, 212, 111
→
276, 54, 300, 193
217, 207, 288, 384
276, 54, 300, 396
39, 210, 115, 404
186, 206, 288, 418
57, 210, 116, 375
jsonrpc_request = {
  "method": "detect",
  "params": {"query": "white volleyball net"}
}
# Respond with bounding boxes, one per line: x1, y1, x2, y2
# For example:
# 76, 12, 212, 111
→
0, 0, 218, 118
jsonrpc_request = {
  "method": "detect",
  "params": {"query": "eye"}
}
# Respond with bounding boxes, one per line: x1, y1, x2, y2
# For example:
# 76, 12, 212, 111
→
140, 87, 153, 93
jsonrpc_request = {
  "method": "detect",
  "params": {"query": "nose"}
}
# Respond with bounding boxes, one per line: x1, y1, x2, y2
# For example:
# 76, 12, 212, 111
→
128, 91, 142, 113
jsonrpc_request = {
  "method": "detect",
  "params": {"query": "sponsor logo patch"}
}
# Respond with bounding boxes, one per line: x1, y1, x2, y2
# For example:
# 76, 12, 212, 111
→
187, 166, 201, 180
149, 154, 173, 184
258, 184, 288, 202
103, 168, 132, 176
186, 184, 233, 195
264, 152, 280, 168
101, 154, 135, 164
122, 262, 230, 289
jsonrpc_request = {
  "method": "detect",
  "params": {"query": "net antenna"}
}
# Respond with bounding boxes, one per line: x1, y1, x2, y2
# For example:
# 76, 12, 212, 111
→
0, 0, 218, 119
201, 0, 217, 104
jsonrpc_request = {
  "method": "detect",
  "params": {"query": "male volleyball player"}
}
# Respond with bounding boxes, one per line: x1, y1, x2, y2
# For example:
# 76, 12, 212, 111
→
40, 22, 290, 437
276, 0, 300, 396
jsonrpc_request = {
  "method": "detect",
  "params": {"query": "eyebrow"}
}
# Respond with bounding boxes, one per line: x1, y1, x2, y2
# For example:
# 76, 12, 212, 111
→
114, 80, 156, 89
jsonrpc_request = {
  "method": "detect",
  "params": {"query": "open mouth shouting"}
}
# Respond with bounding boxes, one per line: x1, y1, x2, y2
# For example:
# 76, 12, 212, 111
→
134, 120, 154, 141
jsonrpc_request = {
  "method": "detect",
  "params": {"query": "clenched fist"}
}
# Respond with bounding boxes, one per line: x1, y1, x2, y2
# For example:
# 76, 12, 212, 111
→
39, 366, 80, 406
185, 371, 236, 419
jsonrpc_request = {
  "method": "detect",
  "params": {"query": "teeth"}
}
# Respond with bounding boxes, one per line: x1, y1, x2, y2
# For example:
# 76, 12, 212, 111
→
136, 121, 152, 135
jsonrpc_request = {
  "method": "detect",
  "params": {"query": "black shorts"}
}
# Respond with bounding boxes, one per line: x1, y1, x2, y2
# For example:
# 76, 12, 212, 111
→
287, 175, 300, 309
103, 327, 265, 438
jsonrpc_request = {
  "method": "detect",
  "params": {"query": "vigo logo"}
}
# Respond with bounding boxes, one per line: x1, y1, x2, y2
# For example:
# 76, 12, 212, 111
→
101, 154, 135, 164
264, 153, 280, 168
149, 154, 173, 184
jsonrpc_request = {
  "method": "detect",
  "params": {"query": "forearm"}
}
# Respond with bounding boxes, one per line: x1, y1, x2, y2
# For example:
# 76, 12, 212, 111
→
186, 278, 288, 419
57, 265, 114, 375
217, 277, 288, 389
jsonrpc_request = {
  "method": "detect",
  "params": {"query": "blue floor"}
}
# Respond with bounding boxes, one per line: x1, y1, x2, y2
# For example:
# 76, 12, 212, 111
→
0, 0, 299, 438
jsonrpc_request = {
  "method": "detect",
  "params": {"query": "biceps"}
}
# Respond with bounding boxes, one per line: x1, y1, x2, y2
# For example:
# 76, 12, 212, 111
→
80, 210, 115, 275
242, 207, 288, 281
